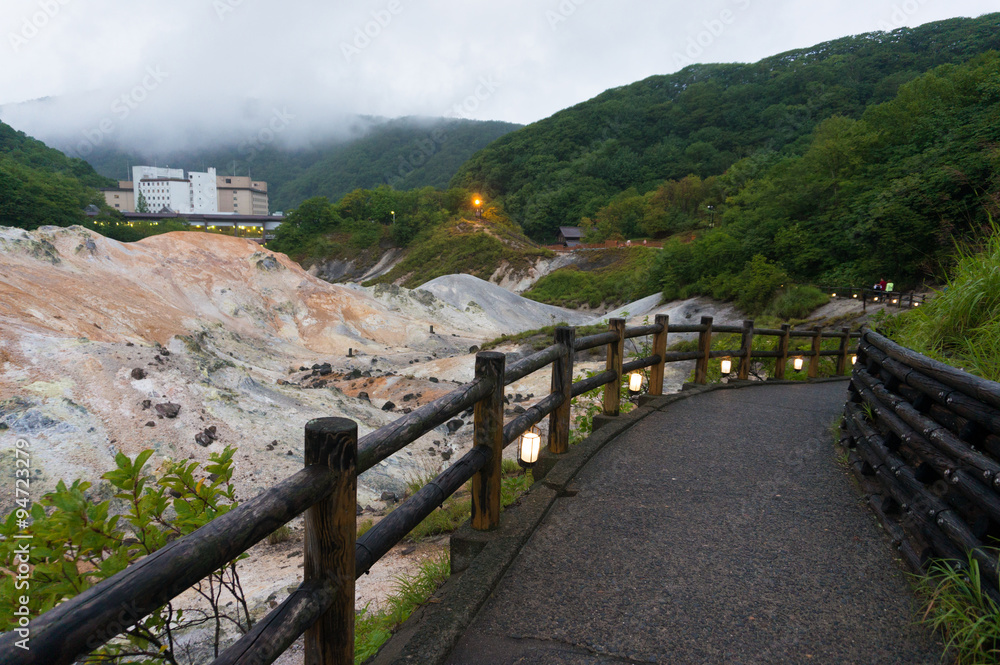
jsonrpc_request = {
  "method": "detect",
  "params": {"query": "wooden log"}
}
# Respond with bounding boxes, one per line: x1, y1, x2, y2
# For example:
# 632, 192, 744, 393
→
212, 580, 335, 665
854, 367, 1000, 480
508, 394, 564, 448
837, 327, 852, 376
357, 377, 491, 473
864, 329, 1000, 412
0, 464, 339, 665
472, 352, 505, 531
622, 356, 659, 373
709, 324, 744, 334
504, 343, 562, 386
603, 318, 626, 416
303, 417, 357, 665
574, 330, 619, 352
752, 327, 786, 337
695, 316, 713, 384
571, 369, 618, 398
356, 446, 490, 574
649, 314, 668, 396
662, 351, 703, 363
548, 327, 575, 455
738, 319, 754, 380
869, 495, 906, 544
775, 324, 790, 380
667, 324, 709, 334
808, 326, 822, 378
624, 323, 661, 338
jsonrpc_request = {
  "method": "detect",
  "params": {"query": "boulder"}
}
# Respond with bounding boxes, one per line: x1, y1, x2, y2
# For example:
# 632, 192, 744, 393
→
131, 368, 146, 380
155, 403, 181, 419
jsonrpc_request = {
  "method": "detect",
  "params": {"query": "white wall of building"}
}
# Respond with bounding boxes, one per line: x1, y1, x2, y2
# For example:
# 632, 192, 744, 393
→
189, 168, 218, 214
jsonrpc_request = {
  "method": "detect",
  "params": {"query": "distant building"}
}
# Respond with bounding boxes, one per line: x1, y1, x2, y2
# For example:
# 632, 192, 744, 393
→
101, 180, 135, 211
217, 175, 269, 216
133, 166, 218, 214
558, 226, 583, 247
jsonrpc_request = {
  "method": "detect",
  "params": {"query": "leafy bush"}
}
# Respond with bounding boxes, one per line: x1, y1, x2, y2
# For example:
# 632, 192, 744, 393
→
766, 285, 830, 320
0, 447, 250, 662
525, 248, 659, 308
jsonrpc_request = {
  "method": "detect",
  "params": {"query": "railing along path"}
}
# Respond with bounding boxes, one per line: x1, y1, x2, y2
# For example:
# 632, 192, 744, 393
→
844, 329, 1000, 604
0, 316, 861, 665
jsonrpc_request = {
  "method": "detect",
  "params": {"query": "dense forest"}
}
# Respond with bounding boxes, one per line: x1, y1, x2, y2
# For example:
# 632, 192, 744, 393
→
82, 117, 520, 213
452, 14, 1000, 248
0, 122, 114, 229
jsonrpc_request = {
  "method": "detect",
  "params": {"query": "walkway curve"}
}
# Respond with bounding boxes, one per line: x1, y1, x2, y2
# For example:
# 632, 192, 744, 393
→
445, 381, 942, 664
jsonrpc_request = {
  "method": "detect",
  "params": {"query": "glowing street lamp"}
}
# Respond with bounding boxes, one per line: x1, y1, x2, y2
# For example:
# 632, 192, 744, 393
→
473, 196, 483, 219
720, 357, 733, 375
793, 356, 804, 372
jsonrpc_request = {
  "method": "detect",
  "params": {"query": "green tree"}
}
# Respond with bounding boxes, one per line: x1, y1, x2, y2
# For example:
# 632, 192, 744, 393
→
135, 191, 150, 213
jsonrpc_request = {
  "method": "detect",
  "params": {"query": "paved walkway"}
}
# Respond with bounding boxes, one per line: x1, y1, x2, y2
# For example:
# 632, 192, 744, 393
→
445, 382, 943, 664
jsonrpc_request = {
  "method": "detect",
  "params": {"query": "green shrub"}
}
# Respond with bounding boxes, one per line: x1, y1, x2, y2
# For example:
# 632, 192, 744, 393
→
0, 447, 250, 662
766, 285, 830, 319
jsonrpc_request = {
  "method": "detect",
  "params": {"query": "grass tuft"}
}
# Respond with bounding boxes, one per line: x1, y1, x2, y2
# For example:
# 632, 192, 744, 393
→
354, 555, 451, 663
266, 524, 293, 545
915, 555, 1000, 664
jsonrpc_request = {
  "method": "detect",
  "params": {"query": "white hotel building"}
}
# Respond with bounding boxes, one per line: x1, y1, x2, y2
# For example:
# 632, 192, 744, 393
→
132, 166, 219, 214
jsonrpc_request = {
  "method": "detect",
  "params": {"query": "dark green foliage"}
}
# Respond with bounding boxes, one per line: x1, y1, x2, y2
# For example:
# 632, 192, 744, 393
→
524, 248, 659, 308
452, 14, 1000, 243
766, 286, 831, 320
83, 118, 520, 213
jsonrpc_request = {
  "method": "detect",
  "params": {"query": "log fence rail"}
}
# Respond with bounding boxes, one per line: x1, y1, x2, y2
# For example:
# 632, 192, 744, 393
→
844, 329, 1000, 605
0, 317, 861, 665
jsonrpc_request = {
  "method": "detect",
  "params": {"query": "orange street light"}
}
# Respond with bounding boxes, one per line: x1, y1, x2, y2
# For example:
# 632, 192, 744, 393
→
473, 196, 483, 218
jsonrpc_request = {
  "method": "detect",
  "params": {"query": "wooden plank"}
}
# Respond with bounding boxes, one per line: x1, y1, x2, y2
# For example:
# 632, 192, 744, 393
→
837, 327, 851, 376
472, 352, 505, 530
574, 331, 618, 352
603, 318, 626, 416
504, 343, 563, 386
303, 417, 357, 665
738, 319, 754, 380
695, 316, 713, 384
571, 369, 617, 397
775, 324, 790, 380
808, 326, 822, 378
649, 314, 668, 396
548, 327, 575, 455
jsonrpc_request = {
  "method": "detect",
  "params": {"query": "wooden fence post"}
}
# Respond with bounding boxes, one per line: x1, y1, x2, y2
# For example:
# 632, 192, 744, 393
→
548, 327, 575, 455
775, 323, 790, 380
836, 326, 851, 375
738, 319, 754, 380
472, 352, 505, 531
603, 318, 626, 416
649, 314, 668, 396
695, 316, 713, 384
862, 289, 867, 312
808, 326, 822, 379
303, 417, 357, 665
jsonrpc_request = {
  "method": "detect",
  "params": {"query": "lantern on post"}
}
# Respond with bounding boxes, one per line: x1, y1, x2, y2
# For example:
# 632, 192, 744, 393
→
720, 357, 732, 375
518, 425, 541, 469
793, 356, 804, 372
473, 196, 484, 219
628, 372, 643, 397
851, 354, 857, 365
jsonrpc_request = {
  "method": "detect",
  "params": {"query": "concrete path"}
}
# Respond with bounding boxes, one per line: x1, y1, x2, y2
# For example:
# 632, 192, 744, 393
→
445, 382, 943, 664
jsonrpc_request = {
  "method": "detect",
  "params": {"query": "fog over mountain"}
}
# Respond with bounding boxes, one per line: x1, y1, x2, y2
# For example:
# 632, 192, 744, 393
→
2, 0, 997, 158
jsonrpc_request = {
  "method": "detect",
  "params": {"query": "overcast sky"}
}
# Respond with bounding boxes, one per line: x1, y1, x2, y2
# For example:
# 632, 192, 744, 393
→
0, 0, 996, 153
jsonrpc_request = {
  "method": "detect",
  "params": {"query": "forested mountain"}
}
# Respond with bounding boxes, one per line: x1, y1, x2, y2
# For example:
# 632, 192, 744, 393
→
83, 117, 520, 212
0, 122, 113, 229
451, 14, 1000, 242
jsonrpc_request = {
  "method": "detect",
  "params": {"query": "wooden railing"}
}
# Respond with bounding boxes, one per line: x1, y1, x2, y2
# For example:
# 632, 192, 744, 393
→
822, 286, 927, 310
844, 329, 1000, 604
0, 316, 859, 665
